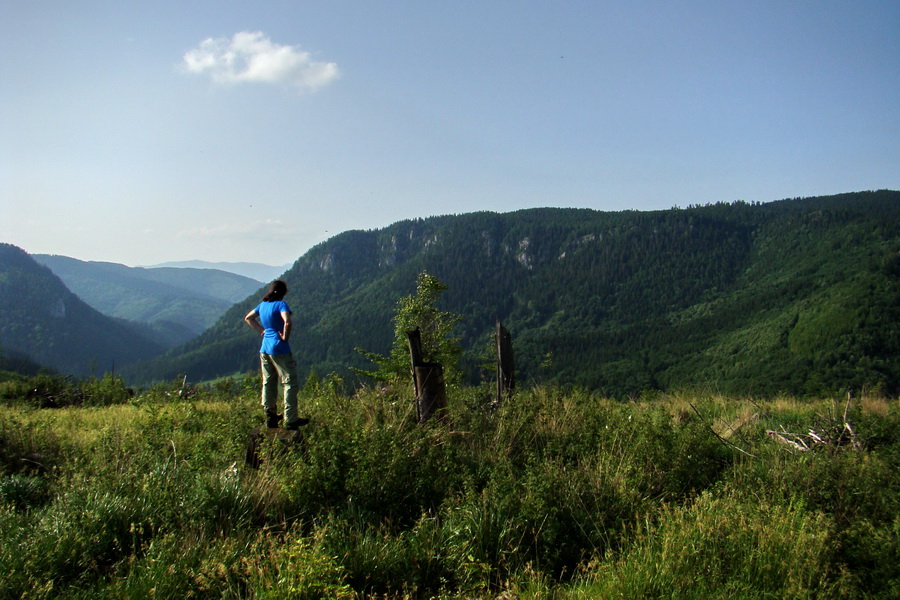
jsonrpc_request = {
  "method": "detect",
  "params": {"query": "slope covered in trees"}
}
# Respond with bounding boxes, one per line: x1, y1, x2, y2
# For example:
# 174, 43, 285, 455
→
33, 255, 263, 347
0, 244, 164, 376
132, 190, 900, 397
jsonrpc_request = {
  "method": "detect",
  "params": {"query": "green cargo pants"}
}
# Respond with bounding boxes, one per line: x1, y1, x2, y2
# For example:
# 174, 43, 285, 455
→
260, 352, 299, 425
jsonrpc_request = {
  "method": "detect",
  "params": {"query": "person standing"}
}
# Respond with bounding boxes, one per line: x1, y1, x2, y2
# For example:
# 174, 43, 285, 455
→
244, 280, 309, 430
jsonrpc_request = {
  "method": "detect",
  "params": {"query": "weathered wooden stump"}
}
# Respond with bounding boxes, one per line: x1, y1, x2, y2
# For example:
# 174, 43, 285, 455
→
414, 363, 449, 423
495, 319, 515, 407
407, 328, 449, 423
245, 426, 305, 469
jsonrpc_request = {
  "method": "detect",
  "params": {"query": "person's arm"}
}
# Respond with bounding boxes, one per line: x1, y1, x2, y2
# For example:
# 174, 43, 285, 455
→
280, 311, 292, 342
244, 309, 264, 335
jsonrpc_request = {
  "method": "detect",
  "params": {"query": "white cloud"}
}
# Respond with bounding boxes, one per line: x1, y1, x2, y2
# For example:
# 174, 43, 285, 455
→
182, 31, 339, 92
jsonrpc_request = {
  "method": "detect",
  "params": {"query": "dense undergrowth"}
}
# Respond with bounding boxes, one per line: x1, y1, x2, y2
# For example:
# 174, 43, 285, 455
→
1, 372, 897, 598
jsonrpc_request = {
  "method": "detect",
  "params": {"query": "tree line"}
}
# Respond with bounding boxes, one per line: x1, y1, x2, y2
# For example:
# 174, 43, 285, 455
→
125, 190, 900, 398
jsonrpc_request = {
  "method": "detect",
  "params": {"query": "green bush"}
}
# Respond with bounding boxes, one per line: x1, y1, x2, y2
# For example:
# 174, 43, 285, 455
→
78, 373, 134, 406
0, 372, 135, 408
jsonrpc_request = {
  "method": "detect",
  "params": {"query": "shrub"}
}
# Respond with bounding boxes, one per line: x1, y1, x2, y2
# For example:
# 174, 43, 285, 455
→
78, 373, 134, 406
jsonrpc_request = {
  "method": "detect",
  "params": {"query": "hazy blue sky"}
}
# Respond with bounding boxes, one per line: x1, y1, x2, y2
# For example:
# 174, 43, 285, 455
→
3, 0, 898, 266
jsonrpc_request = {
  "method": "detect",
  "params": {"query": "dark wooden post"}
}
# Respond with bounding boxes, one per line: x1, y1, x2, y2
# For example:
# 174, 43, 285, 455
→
407, 328, 424, 421
495, 319, 515, 406
414, 363, 448, 423
406, 327, 448, 423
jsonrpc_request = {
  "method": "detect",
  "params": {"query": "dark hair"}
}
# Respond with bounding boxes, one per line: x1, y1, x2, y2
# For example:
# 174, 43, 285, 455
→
263, 280, 288, 302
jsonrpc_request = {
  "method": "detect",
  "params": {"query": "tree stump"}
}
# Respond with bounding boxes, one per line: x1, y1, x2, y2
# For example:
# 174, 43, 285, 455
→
407, 328, 448, 423
414, 363, 449, 423
495, 319, 515, 406
245, 426, 305, 469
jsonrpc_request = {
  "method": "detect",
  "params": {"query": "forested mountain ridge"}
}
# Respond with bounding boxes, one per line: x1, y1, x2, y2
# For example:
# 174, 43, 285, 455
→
33, 255, 263, 347
133, 190, 900, 397
143, 260, 290, 282
0, 244, 165, 376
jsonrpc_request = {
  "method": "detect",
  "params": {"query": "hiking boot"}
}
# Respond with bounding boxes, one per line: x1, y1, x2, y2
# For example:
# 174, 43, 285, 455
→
265, 411, 283, 429
286, 417, 310, 430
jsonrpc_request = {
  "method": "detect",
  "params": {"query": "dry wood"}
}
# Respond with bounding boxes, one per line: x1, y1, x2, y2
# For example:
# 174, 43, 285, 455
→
495, 319, 515, 407
766, 428, 811, 452
765, 397, 860, 453
689, 402, 758, 459
407, 327, 449, 423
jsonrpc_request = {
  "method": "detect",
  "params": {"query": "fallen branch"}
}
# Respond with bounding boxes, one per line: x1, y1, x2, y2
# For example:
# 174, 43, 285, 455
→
766, 428, 811, 452
689, 402, 758, 459
765, 398, 861, 453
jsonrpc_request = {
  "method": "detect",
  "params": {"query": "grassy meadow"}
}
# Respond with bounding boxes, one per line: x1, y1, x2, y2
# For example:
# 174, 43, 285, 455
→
1, 373, 898, 599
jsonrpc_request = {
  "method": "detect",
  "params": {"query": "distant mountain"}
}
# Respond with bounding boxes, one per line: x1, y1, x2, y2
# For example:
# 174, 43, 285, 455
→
33, 255, 263, 347
0, 244, 164, 376
144, 260, 291, 282
132, 190, 900, 398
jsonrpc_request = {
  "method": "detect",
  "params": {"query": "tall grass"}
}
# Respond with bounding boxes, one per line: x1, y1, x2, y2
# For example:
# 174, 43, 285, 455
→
0, 376, 897, 598
566, 492, 839, 599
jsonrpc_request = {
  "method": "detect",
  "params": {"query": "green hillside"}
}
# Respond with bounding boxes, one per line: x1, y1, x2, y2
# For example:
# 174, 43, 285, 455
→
34, 255, 262, 347
145, 259, 290, 282
132, 191, 900, 397
0, 244, 164, 376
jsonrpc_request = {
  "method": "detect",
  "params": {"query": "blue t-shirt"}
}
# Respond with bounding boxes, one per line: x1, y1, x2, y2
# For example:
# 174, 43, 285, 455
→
255, 300, 292, 355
